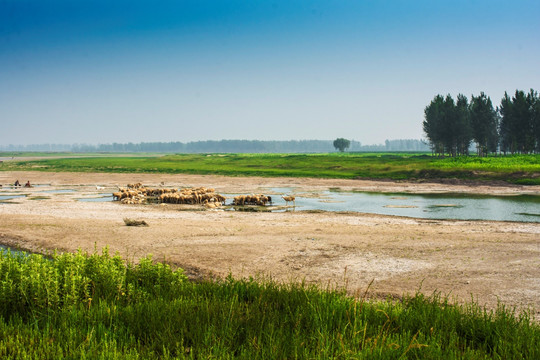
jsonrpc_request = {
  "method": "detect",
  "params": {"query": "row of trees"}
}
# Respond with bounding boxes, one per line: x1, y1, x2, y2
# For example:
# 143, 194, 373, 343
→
423, 89, 540, 156
332, 138, 430, 152
1, 139, 430, 153
72, 140, 343, 153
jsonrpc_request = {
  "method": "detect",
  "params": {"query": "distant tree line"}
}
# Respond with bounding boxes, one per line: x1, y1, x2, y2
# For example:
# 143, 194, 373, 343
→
0, 139, 430, 153
423, 89, 540, 156
0, 143, 73, 152
71, 140, 356, 153
383, 139, 430, 152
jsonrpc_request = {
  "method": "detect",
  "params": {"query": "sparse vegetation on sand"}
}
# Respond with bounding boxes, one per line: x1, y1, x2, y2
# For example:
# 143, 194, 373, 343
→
2, 152, 540, 184
0, 249, 538, 359
123, 218, 149, 226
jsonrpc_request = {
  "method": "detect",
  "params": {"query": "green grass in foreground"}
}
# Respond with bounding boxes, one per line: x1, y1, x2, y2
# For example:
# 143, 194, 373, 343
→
1, 153, 539, 184
0, 249, 538, 359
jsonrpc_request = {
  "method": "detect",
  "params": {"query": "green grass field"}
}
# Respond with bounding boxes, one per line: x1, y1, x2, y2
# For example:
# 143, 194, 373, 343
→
0, 249, 538, 359
2, 152, 539, 184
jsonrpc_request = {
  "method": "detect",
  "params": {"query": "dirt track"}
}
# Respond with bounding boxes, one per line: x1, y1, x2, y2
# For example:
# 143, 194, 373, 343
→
1, 171, 539, 318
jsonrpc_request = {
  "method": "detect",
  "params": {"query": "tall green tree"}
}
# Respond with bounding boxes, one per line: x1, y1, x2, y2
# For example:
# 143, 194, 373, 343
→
333, 138, 351, 152
423, 94, 471, 156
499, 89, 539, 154
470, 92, 498, 156
455, 94, 472, 155
498, 92, 514, 154
441, 95, 458, 156
512, 90, 534, 153
423, 95, 445, 155
526, 89, 540, 153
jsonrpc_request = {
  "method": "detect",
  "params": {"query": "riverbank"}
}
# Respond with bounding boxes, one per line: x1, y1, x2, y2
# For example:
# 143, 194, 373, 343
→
0, 171, 539, 318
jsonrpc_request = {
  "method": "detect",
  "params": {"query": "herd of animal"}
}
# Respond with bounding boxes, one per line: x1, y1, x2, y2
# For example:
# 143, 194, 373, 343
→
159, 187, 226, 207
231, 194, 272, 206
112, 182, 295, 209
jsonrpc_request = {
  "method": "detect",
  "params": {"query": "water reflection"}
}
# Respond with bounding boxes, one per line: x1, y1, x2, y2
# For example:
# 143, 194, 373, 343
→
0, 194, 26, 201
40, 189, 76, 194
260, 188, 540, 222
77, 196, 114, 202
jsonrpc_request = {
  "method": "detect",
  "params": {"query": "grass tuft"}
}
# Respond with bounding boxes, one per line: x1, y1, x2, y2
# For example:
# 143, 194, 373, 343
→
123, 218, 149, 226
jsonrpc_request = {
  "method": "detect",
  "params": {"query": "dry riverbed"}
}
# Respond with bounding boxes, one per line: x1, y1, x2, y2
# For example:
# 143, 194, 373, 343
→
1, 171, 539, 318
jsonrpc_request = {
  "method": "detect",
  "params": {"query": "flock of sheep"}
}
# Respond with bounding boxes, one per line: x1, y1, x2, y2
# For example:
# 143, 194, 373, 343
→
111, 183, 295, 209
231, 194, 272, 206
159, 187, 226, 208
112, 183, 225, 207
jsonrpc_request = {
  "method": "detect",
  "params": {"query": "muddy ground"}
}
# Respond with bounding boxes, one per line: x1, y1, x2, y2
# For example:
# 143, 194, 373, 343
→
1, 171, 539, 318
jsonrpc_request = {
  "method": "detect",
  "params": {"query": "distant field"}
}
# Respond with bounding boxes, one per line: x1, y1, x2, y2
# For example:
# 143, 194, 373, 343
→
1, 152, 539, 184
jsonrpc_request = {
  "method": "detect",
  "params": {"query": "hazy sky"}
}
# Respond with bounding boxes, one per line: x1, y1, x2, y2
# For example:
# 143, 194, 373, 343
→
1, 1, 539, 145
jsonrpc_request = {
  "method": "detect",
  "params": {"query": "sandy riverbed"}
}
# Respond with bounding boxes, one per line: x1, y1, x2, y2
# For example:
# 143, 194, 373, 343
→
1, 171, 539, 318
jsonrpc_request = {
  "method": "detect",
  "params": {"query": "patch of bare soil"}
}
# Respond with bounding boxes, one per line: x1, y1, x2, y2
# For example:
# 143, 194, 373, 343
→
1, 171, 539, 319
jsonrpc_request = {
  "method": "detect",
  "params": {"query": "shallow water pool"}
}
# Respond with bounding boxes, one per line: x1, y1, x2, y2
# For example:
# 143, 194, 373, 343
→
262, 188, 540, 222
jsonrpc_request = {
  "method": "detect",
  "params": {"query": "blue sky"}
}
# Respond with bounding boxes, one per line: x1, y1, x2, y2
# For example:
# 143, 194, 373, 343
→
1, 0, 539, 145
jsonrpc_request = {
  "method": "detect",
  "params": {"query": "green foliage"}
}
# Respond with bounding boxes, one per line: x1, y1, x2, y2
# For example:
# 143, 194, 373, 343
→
0, 248, 187, 319
0, 250, 538, 358
500, 90, 540, 154
2, 152, 539, 184
425, 89, 540, 156
424, 93, 497, 157
333, 138, 351, 152
430, 154, 539, 171
470, 92, 498, 156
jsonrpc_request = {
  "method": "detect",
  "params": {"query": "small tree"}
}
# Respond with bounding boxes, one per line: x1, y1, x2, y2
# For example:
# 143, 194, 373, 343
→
333, 138, 351, 152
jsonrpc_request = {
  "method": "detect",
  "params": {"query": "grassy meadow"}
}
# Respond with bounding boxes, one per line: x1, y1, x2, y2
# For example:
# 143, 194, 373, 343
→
0, 249, 538, 359
2, 152, 540, 184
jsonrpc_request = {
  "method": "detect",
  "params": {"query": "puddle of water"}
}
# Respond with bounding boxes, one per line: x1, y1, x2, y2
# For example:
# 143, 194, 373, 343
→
428, 204, 463, 208
259, 187, 540, 222
318, 199, 345, 203
384, 205, 418, 208
77, 196, 114, 202
40, 189, 76, 194
0, 195, 26, 201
